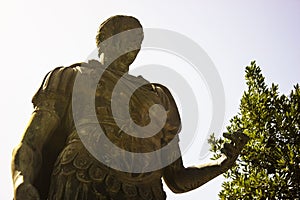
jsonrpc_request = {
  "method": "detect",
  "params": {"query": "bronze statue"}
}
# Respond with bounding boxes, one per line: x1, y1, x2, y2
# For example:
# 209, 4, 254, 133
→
12, 15, 249, 200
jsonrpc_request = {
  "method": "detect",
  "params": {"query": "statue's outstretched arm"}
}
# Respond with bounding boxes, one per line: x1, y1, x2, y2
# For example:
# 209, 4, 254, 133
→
163, 131, 249, 193
11, 67, 77, 199
153, 83, 249, 193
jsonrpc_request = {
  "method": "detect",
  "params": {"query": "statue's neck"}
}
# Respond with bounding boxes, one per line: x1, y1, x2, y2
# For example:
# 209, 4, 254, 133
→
107, 62, 129, 74
100, 53, 129, 74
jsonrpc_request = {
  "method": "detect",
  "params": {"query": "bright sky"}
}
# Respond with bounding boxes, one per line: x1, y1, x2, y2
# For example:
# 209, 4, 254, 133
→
1, 0, 299, 199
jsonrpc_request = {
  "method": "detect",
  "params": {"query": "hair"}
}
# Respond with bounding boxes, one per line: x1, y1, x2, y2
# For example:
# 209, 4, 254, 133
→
96, 15, 144, 48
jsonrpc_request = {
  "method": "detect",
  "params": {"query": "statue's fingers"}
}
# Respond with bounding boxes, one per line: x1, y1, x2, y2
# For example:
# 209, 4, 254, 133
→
225, 143, 236, 152
231, 131, 248, 141
220, 147, 230, 158
221, 143, 235, 158
240, 133, 250, 143
223, 132, 238, 143
223, 132, 246, 146
235, 132, 250, 146
223, 131, 249, 152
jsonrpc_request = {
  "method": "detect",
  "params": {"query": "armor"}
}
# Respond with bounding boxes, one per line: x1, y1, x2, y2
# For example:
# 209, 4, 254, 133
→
31, 60, 180, 199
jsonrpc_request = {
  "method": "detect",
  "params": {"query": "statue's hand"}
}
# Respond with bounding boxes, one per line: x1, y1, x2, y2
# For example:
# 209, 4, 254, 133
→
220, 130, 249, 172
15, 182, 40, 200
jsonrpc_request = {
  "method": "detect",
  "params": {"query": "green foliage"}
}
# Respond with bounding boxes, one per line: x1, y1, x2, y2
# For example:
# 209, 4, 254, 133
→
209, 61, 300, 199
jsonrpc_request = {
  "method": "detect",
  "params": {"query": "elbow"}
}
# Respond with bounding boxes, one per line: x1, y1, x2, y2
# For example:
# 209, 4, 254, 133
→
11, 142, 42, 184
12, 142, 42, 168
163, 174, 188, 194
170, 187, 186, 194
166, 181, 191, 194
165, 183, 186, 194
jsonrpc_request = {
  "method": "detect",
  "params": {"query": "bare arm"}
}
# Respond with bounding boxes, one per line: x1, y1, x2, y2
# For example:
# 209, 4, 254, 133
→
154, 83, 249, 193
163, 132, 249, 193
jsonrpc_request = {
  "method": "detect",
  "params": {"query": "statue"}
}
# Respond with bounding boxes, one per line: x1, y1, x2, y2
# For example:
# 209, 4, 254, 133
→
11, 15, 249, 200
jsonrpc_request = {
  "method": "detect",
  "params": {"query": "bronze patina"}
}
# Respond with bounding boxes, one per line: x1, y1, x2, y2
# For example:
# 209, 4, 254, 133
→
12, 15, 249, 200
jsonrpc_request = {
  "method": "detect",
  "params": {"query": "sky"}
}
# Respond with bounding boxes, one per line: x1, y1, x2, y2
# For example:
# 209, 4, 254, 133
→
1, 0, 300, 199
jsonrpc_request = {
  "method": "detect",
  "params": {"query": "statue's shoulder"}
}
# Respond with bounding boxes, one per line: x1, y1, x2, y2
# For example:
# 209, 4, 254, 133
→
43, 63, 81, 89
151, 83, 182, 140
150, 83, 173, 108
32, 63, 82, 106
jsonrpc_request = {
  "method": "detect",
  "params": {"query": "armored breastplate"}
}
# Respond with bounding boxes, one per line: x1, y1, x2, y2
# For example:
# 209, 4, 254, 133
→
54, 66, 166, 184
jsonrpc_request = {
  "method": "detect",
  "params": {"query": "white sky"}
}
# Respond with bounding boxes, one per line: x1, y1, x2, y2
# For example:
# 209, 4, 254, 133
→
1, 0, 299, 199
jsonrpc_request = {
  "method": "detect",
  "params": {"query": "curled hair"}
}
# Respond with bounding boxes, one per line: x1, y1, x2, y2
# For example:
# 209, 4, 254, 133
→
96, 15, 144, 48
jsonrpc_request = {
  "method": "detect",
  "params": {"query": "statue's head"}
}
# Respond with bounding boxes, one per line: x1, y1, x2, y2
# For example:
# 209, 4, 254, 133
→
96, 15, 144, 71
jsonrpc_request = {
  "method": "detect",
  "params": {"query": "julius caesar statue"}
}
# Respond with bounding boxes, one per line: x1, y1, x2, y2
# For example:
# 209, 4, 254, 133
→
12, 15, 249, 200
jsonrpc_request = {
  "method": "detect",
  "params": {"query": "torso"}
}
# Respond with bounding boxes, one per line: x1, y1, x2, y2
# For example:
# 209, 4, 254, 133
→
48, 64, 168, 200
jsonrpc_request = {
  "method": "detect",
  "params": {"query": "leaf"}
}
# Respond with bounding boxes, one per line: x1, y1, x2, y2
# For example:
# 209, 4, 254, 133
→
209, 61, 300, 199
